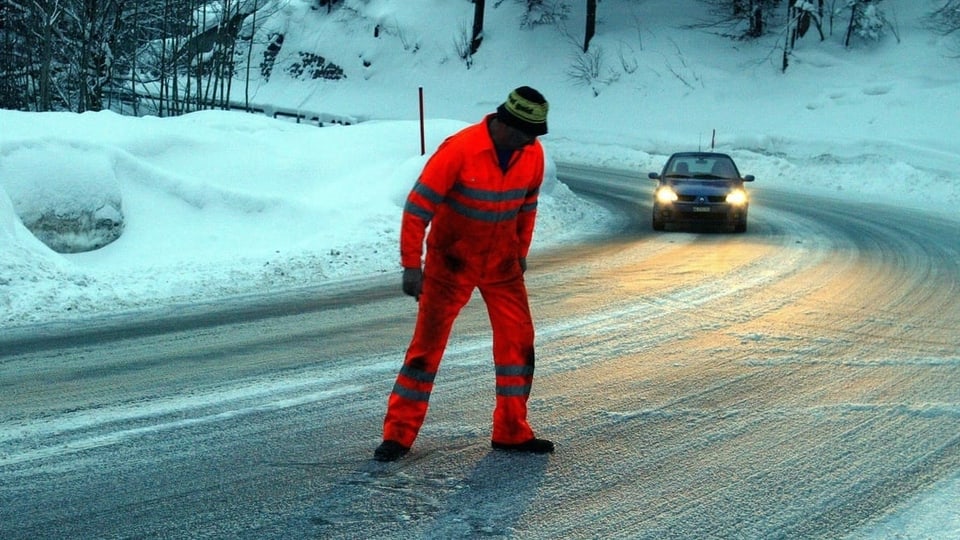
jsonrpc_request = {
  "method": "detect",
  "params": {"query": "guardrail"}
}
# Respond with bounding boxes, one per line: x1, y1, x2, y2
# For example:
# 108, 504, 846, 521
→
106, 88, 363, 127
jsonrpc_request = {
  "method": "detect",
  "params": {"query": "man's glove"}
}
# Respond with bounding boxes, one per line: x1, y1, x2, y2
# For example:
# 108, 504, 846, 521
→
402, 267, 422, 300
519, 257, 527, 273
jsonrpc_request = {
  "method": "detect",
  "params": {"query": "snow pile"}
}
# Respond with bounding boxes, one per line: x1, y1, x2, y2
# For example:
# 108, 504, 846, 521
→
0, 110, 612, 325
3, 141, 124, 252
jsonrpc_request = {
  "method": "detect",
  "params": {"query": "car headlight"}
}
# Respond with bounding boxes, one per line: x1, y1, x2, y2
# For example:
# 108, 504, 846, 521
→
656, 187, 678, 203
726, 189, 748, 205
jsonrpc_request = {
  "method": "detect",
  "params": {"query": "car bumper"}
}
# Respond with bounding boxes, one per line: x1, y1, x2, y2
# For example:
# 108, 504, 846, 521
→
653, 203, 748, 225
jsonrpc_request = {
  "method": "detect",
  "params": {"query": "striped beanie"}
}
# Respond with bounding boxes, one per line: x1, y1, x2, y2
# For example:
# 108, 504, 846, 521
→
496, 86, 548, 136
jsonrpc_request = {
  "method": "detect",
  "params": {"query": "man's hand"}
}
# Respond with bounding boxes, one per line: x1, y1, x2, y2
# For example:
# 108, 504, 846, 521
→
519, 257, 527, 273
402, 267, 422, 300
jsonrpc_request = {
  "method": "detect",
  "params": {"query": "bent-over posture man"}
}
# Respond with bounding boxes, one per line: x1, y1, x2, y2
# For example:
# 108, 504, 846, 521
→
374, 86, 554, 462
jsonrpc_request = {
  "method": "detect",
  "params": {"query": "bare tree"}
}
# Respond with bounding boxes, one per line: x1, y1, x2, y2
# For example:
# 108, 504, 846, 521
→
34, 0, 62, 111
789, 0, 824, 50
584, 0, 596, 51
471, 0, 485, 55
782, 0, 826, 71
843, 0, 890, 47
697, 0, 783, 40
733, 0, 782, 38
925, 0, 960, 55
317, 0, 339, 14
927, 0, 960, 35
59, 0, 130, 112
0, 1, 33, 109
2, 0, 180, 112
244, 0, 260, 110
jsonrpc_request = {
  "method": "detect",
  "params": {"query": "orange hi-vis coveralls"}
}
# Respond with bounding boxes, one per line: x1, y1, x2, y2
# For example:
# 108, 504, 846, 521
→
382, 115, 545, 448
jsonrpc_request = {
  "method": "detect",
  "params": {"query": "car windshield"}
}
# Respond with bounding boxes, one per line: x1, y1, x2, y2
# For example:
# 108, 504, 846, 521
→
665, 156, 739, 180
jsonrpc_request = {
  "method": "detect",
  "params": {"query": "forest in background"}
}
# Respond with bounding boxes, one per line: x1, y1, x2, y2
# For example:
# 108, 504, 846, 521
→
1, 0, 958, 116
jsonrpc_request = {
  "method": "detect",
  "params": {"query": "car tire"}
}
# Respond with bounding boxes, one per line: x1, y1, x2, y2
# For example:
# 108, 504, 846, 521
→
652, 216, 665, 231
733, 219, 747, 233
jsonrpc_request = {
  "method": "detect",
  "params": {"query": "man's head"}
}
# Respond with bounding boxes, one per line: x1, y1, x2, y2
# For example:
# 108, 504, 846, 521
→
496, 86, 548, 137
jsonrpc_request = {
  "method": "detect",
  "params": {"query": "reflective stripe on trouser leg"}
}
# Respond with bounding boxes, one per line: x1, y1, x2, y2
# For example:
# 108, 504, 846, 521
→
480, 276, 537, 444
382, 275, 474, 447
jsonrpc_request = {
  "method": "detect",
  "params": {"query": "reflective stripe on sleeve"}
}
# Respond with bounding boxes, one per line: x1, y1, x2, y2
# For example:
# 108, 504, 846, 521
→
403, 200, 433, 222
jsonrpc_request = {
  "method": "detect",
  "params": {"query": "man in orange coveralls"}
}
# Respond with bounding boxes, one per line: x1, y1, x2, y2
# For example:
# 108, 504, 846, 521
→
374, 86, 554, 462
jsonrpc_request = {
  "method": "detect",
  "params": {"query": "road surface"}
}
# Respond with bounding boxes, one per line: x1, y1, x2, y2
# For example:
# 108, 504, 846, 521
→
1, 165, 958, 539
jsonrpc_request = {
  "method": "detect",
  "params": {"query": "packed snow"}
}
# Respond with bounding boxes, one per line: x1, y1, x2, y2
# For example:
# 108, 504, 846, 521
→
1, 0, 958, 536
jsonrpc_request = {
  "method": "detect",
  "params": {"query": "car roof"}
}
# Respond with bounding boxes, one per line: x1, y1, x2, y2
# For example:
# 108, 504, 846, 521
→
668, 152, 734, 160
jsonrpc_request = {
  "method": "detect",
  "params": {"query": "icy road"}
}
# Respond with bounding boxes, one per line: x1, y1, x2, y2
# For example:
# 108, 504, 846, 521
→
1, 167, 958, 539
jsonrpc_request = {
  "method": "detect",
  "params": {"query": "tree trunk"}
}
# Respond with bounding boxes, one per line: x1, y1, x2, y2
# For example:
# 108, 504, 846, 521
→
130, 2, 139, 116
584, 0, 596, 52
470, 0, 485, 56
37, 1, 59, 111
750, 3, 763, 38
844, 1, 858, 47
245, 0, 259, 110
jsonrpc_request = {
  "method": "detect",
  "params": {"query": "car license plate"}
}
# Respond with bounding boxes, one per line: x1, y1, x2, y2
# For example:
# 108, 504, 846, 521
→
692, 206, 711, 213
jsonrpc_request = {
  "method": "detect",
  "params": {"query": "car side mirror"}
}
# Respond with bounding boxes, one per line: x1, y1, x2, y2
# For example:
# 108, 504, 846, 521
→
742, 174, 755, 182
648, 172, 660, 180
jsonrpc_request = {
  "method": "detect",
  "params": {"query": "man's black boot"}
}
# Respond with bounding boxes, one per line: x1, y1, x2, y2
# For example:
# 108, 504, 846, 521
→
374, 440, 410, 462
491, 438, 554, 454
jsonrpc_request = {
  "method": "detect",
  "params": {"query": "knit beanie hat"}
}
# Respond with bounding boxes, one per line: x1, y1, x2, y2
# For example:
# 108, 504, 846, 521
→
496, 86, 548, 136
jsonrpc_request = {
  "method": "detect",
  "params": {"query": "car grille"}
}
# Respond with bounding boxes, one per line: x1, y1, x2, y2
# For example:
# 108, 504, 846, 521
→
674, 211, 729, 221
677, 195, 726, 203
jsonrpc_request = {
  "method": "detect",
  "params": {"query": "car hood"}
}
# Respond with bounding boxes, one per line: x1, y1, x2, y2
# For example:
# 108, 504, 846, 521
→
668, 180, 740, 195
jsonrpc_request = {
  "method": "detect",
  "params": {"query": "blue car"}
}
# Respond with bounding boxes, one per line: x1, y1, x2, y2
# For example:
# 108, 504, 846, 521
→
648, 152, 754, 233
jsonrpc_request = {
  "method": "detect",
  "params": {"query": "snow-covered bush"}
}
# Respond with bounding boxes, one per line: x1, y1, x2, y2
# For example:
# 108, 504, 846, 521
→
1, 143, 125, 253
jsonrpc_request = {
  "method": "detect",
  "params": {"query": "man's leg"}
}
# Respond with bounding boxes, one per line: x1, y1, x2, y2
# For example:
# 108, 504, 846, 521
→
381, 276, 473, 451
480, 276, 539, 445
